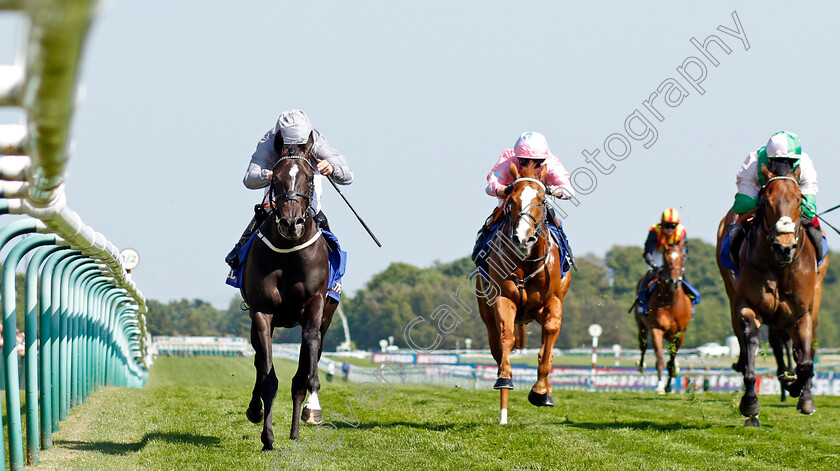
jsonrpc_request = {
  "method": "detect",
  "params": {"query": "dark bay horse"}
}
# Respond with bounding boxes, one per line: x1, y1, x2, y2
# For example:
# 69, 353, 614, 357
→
716, 165, 828, 426
476, 162, 572, 425
241, 132, 338, 449
635, 242, 692, 394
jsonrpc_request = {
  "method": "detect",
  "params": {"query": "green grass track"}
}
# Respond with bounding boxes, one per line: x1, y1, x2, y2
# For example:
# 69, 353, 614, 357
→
29, 356, 840, 470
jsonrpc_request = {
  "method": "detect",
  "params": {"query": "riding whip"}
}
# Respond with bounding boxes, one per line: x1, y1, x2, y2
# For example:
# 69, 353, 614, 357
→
327, 176, 382, 247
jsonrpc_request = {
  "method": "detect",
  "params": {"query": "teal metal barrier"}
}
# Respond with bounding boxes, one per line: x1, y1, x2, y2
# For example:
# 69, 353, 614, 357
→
0, 218, 147, 469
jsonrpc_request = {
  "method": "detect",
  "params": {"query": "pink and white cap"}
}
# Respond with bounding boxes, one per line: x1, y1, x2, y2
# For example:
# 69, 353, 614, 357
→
513, 131, 552, 159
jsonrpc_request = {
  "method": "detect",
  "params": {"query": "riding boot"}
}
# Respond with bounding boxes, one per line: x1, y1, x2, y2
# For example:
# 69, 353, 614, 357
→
803, 217, 824, 261
471, 206, 505, 263
225, 205, 269, 269
727, 221, 745, 269
547, 206, 576, 270
314, 210, 332, 232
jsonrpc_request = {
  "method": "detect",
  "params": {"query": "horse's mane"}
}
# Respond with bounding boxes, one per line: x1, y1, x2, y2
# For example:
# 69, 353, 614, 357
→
518, 161, 545, 181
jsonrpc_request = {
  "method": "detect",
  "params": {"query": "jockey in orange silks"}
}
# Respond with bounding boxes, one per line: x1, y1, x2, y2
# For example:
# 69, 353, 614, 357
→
634, 209, 699, 314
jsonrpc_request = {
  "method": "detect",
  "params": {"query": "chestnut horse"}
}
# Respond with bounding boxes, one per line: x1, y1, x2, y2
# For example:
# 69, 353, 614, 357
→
716, 164, 828, 426
241, 132, 338, 449
634, 242, 692, 394
476, 162, 572, 425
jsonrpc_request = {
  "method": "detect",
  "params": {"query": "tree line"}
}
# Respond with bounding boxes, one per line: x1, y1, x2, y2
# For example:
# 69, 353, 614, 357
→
133, 239, 840, 351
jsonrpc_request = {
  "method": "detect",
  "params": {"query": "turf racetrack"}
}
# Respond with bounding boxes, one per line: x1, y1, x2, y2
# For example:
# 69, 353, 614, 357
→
30, 356, 840, 470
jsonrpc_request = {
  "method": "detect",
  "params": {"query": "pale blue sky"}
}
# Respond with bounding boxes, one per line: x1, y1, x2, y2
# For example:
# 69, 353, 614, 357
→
2, 1, 839, 308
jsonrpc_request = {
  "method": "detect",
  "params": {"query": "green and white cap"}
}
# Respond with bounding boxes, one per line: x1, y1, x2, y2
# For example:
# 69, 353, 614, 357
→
765, 131, 801, 159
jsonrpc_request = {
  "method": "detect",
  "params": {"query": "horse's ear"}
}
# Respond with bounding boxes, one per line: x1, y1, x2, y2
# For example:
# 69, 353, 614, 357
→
273, 132, 285, 155
760, 164, 773, 182
793, 165, 801, 182
509, 161, 520, 180
303, 131, 315, 154
538, 163, 548, 182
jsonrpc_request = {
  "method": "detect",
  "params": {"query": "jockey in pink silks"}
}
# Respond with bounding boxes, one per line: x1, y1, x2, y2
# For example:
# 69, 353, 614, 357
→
471, 132, 576, 267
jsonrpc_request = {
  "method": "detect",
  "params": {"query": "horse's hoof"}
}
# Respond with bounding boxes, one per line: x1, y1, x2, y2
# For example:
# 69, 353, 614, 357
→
302, 407, 323, 425
739, 396, 760, 418
261, 443, 274, 451
796, 395, 815, 415
656, 387, 666, 395
527, 390, 554, 407
664, 384, 672, 394
246, 406, 264, 424
637, 362, 645, 374
743, 416, 761, 427
493, 378, 514, 390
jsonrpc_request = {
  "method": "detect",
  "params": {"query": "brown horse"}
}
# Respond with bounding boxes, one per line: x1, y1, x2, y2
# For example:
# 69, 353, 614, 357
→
476, 162, 572, 425
715, 164, 828, 426
634, 242, 692, 394
241, 132, 338, 449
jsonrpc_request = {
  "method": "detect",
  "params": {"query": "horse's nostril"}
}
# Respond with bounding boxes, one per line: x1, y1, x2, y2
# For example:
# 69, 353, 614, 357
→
295, 218, 305, 227
279, 219, 290, 228
527, 236, 537, 245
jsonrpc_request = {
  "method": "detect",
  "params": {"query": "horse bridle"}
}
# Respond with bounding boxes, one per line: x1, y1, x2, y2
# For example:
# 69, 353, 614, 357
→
756, 175, 803, 250
269, 155, 315, 221
503, 178, 550, 262
659, 245, 684, 286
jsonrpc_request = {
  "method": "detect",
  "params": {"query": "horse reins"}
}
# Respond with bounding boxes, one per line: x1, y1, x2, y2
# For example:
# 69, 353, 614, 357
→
756, 175, 804, 264
504, 177, 554, 317
257, 154, 321, 254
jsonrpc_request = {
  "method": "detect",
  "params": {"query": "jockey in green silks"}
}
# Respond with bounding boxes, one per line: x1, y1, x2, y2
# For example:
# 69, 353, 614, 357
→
728, 131, 824, 266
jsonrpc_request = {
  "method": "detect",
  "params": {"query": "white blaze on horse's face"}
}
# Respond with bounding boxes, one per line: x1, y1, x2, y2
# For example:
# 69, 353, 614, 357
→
775, 216, 796, 234
514, 186, 540, 253
669, 251, 679, 262
288, 163, 300, 190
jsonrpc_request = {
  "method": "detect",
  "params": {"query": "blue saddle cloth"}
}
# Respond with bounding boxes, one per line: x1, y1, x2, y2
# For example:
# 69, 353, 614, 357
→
474, 221, 571, 280
225, 229, 347, 302
720, 232, 828, 279
636, 277, 701, 317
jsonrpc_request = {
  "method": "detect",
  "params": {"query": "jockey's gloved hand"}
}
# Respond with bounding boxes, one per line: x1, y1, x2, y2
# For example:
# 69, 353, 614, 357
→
503, 184, 514, 196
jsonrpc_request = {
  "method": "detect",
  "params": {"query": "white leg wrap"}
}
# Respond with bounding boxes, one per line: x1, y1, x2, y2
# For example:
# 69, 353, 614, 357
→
305, 391, 321, 410
499, 408, 508, 425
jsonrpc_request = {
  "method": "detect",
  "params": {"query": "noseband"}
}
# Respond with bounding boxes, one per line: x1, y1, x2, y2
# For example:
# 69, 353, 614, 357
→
504, 178, 550, 245
269, 155, 315, 218
756, 175, 803, 251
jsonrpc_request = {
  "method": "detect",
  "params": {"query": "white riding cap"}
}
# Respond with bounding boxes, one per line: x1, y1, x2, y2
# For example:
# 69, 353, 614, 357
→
765, 131, 801, 159
275, 109, 313, 145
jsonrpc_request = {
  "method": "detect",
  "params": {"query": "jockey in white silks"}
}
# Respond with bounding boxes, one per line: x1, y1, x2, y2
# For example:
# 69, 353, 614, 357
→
726, 131, 824, 268
225, 109, 353, 268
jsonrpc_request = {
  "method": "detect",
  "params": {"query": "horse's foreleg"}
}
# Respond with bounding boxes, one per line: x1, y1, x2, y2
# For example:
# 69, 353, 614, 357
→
636, 318, 648, 374
651, 329, 666, 394
529, 299, 561, 408
737, 305, 761, 422
665, 331, 684, 394
300, 295, 326, 428
247, 314, 268, 425
790, 315, 816, 414
768, 328, 791, 402
493, 298, 517, 424
249, 312, 277, 450
494, 298, 518, 385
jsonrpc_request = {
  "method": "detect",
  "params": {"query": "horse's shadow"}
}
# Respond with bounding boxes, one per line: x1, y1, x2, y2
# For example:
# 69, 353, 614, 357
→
566, 420, 711, 432
54, 432, 221, 455
331, 420, 483, 433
